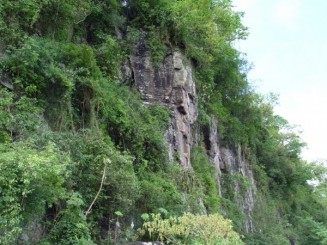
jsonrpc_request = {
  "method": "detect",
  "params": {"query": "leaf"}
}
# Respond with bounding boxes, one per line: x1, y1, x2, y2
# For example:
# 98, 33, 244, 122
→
115, 211, 123, 217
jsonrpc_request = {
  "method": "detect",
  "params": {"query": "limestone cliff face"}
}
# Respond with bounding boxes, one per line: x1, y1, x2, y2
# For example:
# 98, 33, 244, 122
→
128, 37, 197, 168
202, 119, 256, 232
126, 38, 256, 232
220, 145, 256, 233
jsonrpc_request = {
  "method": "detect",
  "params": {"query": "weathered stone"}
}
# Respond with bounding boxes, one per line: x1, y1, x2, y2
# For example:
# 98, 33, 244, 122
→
1, 74, 14, 90
128, 37, 256, 231
129, 37, 197, 168
173, 52, 183, 70
200, 118, 256, 232
220, 145, 256, 233
121, 59, 133, 83
19, 217, 44, 243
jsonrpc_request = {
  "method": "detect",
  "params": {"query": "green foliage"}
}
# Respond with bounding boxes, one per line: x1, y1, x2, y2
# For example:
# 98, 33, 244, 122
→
169, 0, 247, 66
1, 0, 326, 244
104, 146, 140, 213
191, 147, 220, 213
137, 171, 183, 215
0, 88, 43, 141
49, 192, 95, 245
1, 38, 48, 94
221, 171, 250, 201
114, 211, 123, 217
0, 0, 42, 43
244, 157, 327, 244
135, 161, 203, 217
0, 140, 70, 244
94, 79, 170, 168
95, 35, 122, 78
39, 130, 140, 216
220, 198, 244, 233
37, 0, 92, 41
0, 0, 93, 44
244, 193, 292, 245
139, 212, 244, 245
0, 89, 12, 141
294, 216, 327, 245
1, 37, 73, 97
220, 170, 251, 232
312, 163, 327, 213
125, 26, 143, 49
74, 0, 124, 44
146, 28, 167, 66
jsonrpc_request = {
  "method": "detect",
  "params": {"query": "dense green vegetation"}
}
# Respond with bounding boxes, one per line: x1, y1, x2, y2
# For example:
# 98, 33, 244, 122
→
0, 0, 326, 244
140, 212, 244, 244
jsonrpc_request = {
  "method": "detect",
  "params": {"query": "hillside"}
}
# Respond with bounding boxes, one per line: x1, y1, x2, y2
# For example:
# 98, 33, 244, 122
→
0, 1, 326, 244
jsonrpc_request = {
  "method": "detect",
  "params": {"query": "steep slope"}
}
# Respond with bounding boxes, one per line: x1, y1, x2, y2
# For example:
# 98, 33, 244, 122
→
0, 0, 326, 244
128, 38, 256, 232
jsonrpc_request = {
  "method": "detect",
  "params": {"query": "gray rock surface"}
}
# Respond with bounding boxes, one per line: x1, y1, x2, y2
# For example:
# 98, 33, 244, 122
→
127, 37, 256, 232
203, 118, 256, 232
19, 217, 44, 244
0, 74, 14, 90
129, 37, 197, 168
220, 145, 256, 232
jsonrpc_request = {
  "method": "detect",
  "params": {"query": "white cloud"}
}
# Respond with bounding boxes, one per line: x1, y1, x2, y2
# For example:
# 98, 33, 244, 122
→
273, 0, 302, 30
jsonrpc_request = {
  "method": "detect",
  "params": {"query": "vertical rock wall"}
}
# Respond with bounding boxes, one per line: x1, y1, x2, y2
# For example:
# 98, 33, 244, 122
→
204, 119, 256, 232
220, 147, 256, 233
127, 38, 256, 232
129, 37, 197, 168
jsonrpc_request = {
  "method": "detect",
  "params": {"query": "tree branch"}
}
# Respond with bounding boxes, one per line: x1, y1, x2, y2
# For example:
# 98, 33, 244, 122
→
86, 158, 110, 217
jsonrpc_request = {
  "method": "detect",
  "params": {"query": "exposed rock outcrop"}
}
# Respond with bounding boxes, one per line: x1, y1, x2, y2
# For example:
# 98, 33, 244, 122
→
0, 74, 13, 90
19, 217, 44, 244
204, 119, 256, 233
127, 37, 256, 232
220, 146, 256, 232
129, 37, 197, 168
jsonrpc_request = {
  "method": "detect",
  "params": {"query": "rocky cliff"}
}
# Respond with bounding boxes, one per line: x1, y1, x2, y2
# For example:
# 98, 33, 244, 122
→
126, 36, 198, 168
125, 38, 256, 232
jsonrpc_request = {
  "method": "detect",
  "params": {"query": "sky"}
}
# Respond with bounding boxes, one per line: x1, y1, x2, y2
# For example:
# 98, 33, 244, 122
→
232, 0, 327, 162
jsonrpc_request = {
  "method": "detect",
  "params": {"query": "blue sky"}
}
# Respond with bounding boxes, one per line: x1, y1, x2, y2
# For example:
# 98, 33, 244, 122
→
233, 0, 327, 162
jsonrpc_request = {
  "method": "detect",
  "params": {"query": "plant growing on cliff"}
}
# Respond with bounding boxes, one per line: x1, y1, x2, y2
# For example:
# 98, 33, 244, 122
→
191, 147, 220, 213
0, 140, 70, 244
139, 212, 244, 245
0, 0, 326, 244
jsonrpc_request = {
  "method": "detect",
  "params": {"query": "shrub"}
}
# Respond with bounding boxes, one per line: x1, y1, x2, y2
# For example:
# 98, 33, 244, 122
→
139, 212, 244, 245
48, 192, 95, 245
191, 147, 220, 213
0, 140, 70, 244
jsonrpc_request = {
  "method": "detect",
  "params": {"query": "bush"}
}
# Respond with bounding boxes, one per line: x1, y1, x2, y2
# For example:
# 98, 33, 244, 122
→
139, 212, 244, 245
0, 88, 44, 141
0, 140, 70, 244
191, 147, 220, 213
48, 192, 95, 245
